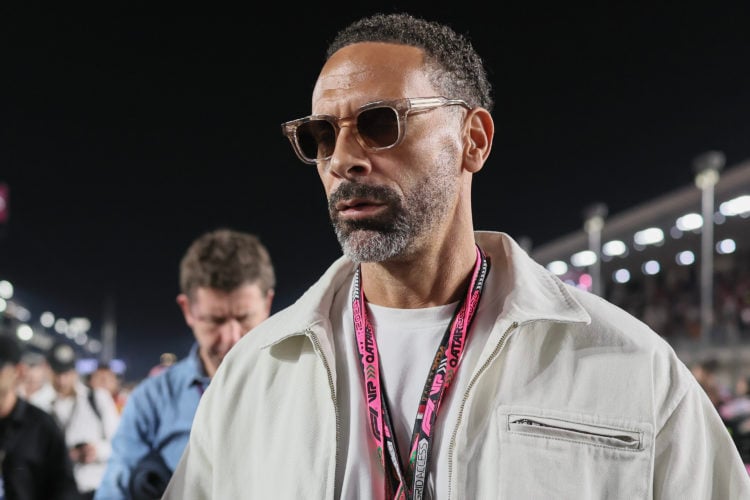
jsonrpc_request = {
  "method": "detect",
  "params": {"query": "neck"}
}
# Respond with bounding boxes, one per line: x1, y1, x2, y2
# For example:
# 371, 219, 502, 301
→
359, 231, 478, 308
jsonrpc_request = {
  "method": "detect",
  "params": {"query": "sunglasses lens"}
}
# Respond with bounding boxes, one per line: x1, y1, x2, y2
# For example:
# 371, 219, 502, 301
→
357, 106, 400, 149
296, 120, 336, 161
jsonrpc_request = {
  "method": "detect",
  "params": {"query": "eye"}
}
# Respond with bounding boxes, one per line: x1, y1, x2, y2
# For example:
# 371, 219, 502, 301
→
357, 107, 399, 148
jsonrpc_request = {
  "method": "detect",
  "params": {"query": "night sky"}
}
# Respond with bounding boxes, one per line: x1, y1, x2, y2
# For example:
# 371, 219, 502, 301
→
2, 4, 749, 379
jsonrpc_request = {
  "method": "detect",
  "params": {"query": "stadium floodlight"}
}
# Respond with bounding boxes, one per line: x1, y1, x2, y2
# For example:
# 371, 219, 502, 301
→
634, 227, 664, 246
571, 250, 597, 268
613, 269, 630, 283
0, 280, 13, 300
716, 239, 736, 254
547, 260, 568, 275
675, 213, 703, 231
602, 240, 627, 257
676, 250, 695, 266
642, 260, 661, 275
40, 311, 55, 328
54, 318, 69, 335
719, 195, 750, 216
16, 324, 34, 342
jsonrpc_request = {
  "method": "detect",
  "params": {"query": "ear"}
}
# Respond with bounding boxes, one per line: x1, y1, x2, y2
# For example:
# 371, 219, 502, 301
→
176, 293, 195, 328
264, 289, 275, 316
462, 107, 494, 173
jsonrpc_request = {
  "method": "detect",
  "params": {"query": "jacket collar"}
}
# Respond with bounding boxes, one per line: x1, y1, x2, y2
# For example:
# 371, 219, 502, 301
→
475, 231, 591, 326
260, 231, 589, 348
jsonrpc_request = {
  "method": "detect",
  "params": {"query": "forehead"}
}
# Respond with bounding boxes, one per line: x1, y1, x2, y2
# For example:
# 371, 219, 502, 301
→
191, 284, 266, 310
312, 42, 435, 112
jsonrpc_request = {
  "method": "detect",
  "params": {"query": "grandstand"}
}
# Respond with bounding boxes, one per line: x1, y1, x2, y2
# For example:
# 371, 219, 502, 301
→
530, 156, 750, 382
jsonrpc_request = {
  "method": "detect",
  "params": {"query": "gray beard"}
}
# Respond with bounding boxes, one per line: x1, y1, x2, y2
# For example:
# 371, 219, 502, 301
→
328, 165, 456, 263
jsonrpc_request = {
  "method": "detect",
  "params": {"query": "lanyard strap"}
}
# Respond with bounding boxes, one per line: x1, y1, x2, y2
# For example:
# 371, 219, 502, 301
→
353, 245, 490, 500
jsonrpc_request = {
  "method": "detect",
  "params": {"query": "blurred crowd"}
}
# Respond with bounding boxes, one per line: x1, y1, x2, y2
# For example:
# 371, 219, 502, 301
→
9, 339, 175, 499
691, 358, 750, 474
607, 247, 750, 343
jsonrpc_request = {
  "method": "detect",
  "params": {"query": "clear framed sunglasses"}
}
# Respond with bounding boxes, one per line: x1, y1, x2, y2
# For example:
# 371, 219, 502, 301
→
281, 96, 470, 165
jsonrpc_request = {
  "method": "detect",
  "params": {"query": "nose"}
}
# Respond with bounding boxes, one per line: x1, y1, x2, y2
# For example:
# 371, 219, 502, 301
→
217, 319, 243, 346
326, 122, 372, 179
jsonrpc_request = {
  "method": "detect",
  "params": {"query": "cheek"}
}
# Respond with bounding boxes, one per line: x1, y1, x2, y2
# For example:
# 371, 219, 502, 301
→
194, 327, 219, 347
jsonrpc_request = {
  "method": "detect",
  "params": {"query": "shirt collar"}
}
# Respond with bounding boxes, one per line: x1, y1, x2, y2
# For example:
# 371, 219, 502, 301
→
185, 342, 211, 391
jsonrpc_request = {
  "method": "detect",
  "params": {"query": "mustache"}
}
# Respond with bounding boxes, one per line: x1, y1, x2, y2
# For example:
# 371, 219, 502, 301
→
328, 182, 400, 212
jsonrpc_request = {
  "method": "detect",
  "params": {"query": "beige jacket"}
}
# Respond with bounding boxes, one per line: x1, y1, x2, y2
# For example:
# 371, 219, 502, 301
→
164, 231, 750, 499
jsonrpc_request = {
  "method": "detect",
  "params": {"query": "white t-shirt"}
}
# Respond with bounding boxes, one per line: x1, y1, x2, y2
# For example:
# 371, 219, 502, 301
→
334, 271, 501, 500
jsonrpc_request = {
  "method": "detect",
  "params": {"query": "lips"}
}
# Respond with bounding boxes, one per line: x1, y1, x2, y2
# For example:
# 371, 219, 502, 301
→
329, 182, 398, 222
335, 198, 386, 218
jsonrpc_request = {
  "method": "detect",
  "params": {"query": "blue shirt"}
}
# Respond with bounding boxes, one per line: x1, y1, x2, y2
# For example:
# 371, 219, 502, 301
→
95, 343, 209, 499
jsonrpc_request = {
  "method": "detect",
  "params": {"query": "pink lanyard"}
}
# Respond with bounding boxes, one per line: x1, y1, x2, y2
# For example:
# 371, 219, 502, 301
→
352, 245, 490, 500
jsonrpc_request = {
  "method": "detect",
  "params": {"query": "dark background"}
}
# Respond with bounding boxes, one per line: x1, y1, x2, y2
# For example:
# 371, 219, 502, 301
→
2, 4, 749, 380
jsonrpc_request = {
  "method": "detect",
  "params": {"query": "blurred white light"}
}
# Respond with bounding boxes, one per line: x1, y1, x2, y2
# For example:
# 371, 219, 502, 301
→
14, 305, 31, 322
0, 298, 5, 313
69, 317, 91, 334
675, 213, 703, 231
54, 318, 69, 334
717, 239, 736, 255
16, 324, 34, 342
676, 251, 695, 266
547, 260, 568, 275
634, 227, 664, 246
40, 311, 56, 328
74, 332, 88, 346
670, 226, 683, 239
719, 195, 750, 216
571, 250, 597, 267
602, 240, 627, 257
87, 339, 103, 353
642, 260, 661, 275
0, 280, 13, 299
613, 269, 631, 283
109, 359, 126, 374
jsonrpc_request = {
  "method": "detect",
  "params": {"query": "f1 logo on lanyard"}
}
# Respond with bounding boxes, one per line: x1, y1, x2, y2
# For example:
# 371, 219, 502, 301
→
352, 245, 489, 500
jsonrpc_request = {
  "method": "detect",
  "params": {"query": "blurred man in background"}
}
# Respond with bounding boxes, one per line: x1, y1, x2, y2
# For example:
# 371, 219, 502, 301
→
88, 363, 127, 415
0, 335, 81, 499
16, 349, 55, 403
31, 341, 121, 499
95, 228, 276, 499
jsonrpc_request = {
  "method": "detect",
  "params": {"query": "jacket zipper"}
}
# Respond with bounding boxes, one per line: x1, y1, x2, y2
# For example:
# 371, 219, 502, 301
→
447, 320, 519, 499
307, 329, 340, 499
508, 416, 641, 448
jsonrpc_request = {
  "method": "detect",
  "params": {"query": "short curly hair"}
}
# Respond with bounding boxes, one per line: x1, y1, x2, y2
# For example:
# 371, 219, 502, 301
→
326, 12, 493, 112
179, 228, 275, 298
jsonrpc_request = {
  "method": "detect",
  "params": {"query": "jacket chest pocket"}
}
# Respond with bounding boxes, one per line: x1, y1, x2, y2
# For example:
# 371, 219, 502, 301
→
463, 406, 654, 499
507, 414, 643, 451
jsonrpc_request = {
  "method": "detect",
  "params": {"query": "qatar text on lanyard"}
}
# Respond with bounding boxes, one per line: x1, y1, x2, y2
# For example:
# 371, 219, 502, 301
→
352, 244, 490, 500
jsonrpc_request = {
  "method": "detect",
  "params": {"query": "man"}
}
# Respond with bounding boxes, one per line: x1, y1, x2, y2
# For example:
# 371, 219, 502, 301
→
0, 335, 80, 499
164, 13, 750, 499
95, 228, 276, 499
16, 350, 55, 402
87, 364, 126, 415
31, 342, 121, 499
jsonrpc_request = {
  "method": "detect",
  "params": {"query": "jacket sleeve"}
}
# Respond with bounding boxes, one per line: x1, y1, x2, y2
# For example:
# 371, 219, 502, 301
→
94, 384, 155, 500
162, 385, 214, 499
653, 376, 750, 498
